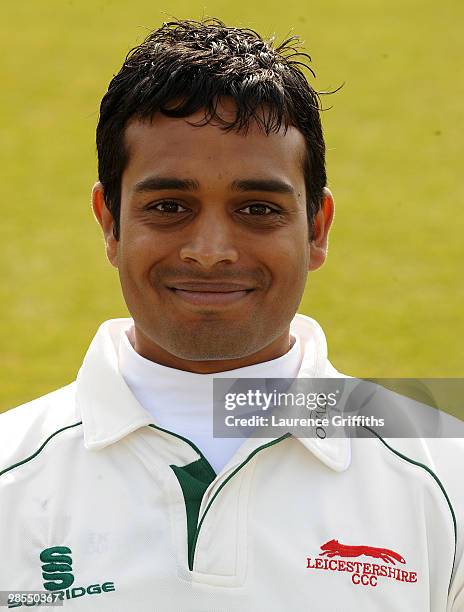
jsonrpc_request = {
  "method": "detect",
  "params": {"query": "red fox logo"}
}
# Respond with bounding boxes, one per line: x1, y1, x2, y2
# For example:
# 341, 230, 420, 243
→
320, 539, 406, 565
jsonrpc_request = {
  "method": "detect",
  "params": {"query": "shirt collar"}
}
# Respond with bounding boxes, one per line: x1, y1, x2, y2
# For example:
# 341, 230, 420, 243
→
76, 317, 351, 472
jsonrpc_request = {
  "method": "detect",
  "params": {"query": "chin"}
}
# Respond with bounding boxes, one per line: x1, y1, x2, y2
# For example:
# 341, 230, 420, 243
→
155, 323, 261, 361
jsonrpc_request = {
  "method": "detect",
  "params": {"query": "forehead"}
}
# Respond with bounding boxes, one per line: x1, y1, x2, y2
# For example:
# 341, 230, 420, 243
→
122, 104, 307, 188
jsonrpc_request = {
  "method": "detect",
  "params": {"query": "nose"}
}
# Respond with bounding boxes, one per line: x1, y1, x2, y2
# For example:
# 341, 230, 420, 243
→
179, 211, 239, 268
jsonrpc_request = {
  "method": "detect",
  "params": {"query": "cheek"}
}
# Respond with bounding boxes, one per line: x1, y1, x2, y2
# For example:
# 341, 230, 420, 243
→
116, 243, 149, 298
269, 238, 309, 284
119, 225, 169, 272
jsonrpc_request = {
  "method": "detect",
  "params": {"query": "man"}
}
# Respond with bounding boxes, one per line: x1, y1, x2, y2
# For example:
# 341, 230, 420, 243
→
0, 18, 462, 611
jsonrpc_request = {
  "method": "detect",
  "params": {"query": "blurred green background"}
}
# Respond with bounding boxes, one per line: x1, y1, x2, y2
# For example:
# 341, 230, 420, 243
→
1, 0, 462, 413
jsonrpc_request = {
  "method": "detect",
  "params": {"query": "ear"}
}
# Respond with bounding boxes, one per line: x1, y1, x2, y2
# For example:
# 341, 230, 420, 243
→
308, 187, 335, 271
91, 182, 119, 268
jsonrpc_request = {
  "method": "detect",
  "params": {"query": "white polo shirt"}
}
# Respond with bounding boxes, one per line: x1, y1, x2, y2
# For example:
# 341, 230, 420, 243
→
0, 315, 463, 611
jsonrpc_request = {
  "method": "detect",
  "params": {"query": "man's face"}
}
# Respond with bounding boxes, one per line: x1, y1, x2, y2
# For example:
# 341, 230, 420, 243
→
94, 101, 333, 370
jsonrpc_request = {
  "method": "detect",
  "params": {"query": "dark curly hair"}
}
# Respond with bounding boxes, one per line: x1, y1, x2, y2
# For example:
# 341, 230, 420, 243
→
96, 18, 328, 239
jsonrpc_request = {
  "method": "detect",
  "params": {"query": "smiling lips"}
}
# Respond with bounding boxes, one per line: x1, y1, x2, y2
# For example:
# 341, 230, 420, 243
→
167, 282, 255, 306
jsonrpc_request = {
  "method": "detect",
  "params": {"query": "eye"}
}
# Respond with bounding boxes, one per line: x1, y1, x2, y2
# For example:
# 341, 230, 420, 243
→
150, 200, 188, 214
239, 203, 280, 216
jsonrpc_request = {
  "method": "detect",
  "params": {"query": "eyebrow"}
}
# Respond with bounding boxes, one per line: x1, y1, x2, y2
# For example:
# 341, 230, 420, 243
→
133, 177, 199, 193
133, 176, 295, 196
230, 178, 295, 195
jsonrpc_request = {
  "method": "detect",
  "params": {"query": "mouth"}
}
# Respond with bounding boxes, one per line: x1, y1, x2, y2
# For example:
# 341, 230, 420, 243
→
166, 282, 255, 307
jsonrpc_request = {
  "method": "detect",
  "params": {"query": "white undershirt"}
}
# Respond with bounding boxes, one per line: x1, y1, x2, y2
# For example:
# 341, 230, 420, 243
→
118, 326, 302, 474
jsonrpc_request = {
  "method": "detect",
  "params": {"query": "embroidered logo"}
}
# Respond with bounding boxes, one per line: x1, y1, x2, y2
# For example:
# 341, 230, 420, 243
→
321, 539, 406, 564
40, 546, 75, 591
306, 539, 418, 588
6, 545, 116, 608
